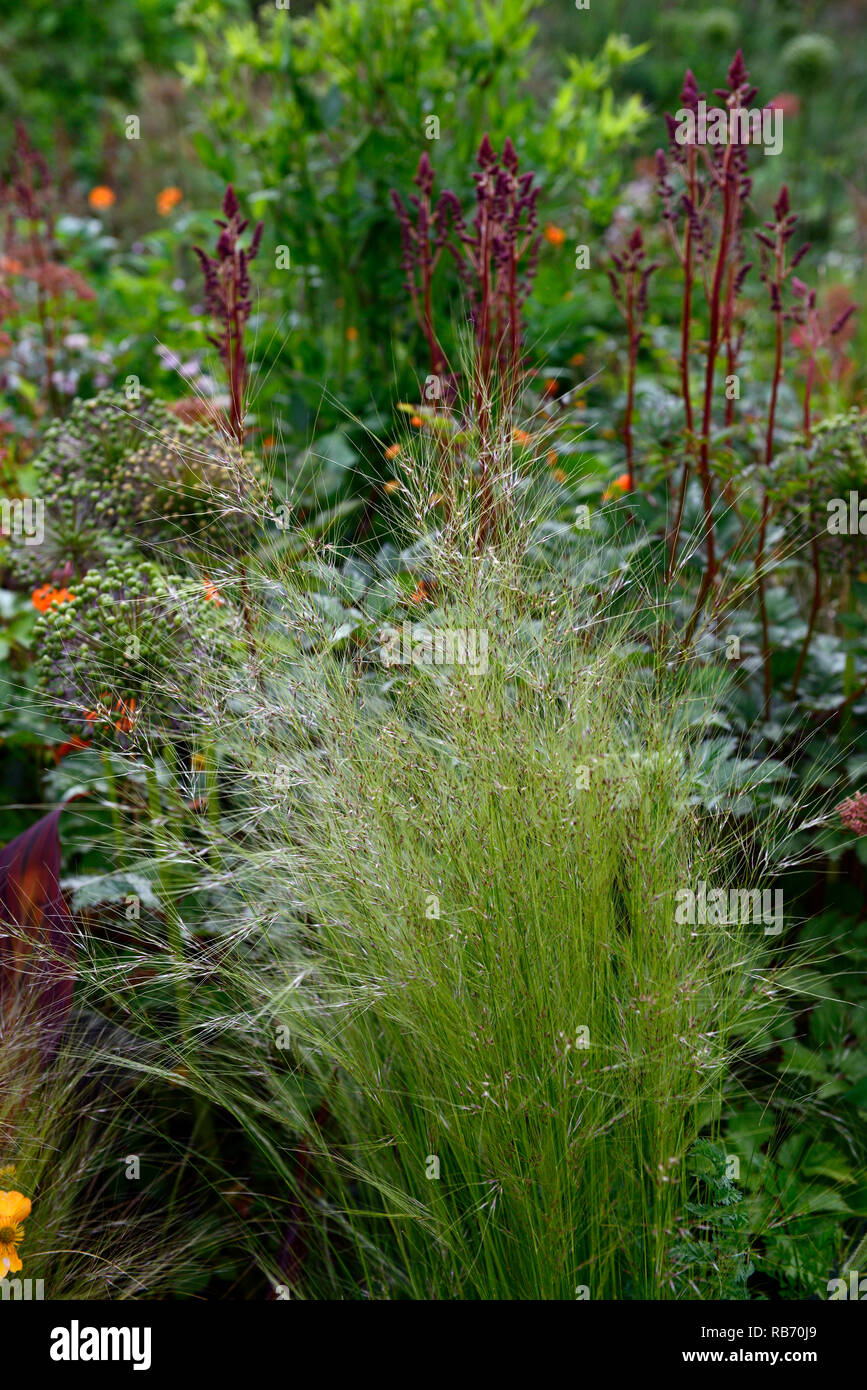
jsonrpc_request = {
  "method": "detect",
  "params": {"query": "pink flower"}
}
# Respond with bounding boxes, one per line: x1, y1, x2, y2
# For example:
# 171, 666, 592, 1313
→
767, 93, 801, 118
838, 792, 867, 836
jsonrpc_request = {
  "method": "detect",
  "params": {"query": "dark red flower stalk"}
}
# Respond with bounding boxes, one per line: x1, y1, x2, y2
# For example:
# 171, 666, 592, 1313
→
788, 284, 857, 700
391, 137, 539, 408
658, 72, 703, 577
391, 139, 539, 547
194, 185, 263, 449
454, 135, 539, 544
790, 282, 856, 443
390, 152, 457, 384
753, 185, 805, 715
454, 135, 540, 409
607, 228, 659, 492
1, 124, 93, 417
659, 58, 756, 600
682, 52, 756, 634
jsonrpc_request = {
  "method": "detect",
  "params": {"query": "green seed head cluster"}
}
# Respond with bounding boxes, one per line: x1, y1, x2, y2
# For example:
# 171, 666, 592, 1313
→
33, 554, 240, 747
695, 9, 739, 49
11, 389, 264, 587
780, 33, 838, 92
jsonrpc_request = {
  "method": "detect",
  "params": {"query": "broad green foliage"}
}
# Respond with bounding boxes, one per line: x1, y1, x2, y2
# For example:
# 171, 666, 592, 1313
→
0, 0, 187, 172
176, 2, 648, 439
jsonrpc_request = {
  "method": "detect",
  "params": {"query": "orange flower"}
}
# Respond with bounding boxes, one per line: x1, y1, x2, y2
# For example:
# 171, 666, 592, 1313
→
32, 584, 74, 613
384, 479, 401, 494
546, 450, 558, 468
54, 734, 91, 762
552, 468, 567, 484
543, 378, 559, 397
156, 186, 183, 216
88, 186, 116, 210
83, 692, 136, 732
409, 580, 430, 604
113, 696, 137, 733
0, 1189, 31, 1279
602, 472, 632, 501
203, 576, 224, 605
544, 225, 566, 247
345, 326, 359, 342
512, 428, 533, 447
410, 415, 423, 427
384, 443, 402, 461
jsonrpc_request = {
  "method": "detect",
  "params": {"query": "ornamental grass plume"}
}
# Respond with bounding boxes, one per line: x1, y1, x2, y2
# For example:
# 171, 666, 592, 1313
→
114, 397, 786, 1301
0, 989, 222, 1297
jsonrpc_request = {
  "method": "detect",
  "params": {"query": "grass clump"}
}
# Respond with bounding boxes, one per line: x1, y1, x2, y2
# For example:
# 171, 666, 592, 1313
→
179, 481, 774, 1300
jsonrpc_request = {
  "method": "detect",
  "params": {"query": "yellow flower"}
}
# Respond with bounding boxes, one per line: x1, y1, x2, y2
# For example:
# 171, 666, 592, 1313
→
0, 1190, 31, 1279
